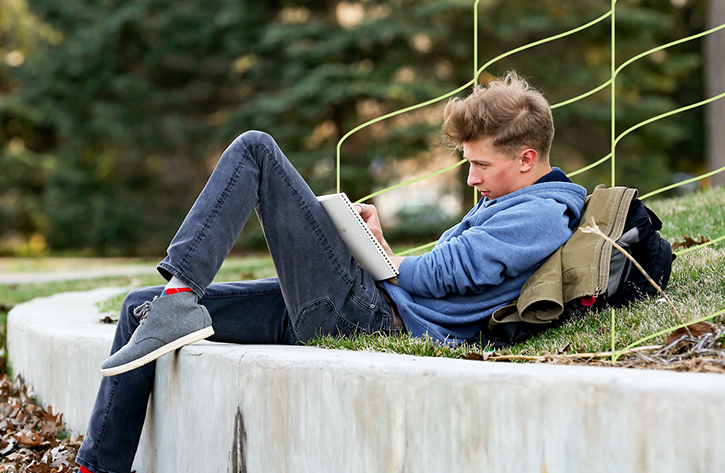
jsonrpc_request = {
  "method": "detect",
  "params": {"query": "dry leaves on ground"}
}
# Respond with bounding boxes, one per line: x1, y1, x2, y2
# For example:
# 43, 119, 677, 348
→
463, 322, 725, 373
0, 375, 82, 473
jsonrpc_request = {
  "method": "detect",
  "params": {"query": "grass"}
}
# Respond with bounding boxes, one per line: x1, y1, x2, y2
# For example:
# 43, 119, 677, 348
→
1, 187, 724, 365
0, 257, 157, 272
646, 186, 725, 245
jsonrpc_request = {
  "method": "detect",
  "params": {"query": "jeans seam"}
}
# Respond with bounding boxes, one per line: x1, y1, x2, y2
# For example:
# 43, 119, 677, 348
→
295, 296, 358, 337
202, 289, 281, 298
348, 286, 378, 311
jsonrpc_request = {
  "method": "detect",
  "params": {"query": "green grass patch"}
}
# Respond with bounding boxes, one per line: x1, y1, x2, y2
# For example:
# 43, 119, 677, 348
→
646, 185, 725, 245
0, 257, 157, 273
306, 331, 484, 359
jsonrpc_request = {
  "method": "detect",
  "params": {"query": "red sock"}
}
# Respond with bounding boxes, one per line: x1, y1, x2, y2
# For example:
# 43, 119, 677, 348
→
79, 466, 95, 473
163, 287, 193, 296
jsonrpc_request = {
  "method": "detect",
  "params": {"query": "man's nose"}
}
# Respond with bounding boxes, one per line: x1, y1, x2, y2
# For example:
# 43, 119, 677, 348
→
467, 166, 481, 187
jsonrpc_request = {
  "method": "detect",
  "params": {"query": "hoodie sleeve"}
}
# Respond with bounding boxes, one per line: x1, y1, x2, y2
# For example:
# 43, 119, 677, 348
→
395, 198, 574, 298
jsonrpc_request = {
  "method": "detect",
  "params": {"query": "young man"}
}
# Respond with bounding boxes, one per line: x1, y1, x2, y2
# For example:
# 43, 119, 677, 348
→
75, 71, 586, 473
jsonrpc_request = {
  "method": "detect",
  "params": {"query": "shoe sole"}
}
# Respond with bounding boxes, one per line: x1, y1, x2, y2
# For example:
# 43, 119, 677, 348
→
100, 326, 215, 377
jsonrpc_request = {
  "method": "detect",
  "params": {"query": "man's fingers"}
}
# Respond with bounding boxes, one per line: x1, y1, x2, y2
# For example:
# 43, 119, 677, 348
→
355, 203, 375, 216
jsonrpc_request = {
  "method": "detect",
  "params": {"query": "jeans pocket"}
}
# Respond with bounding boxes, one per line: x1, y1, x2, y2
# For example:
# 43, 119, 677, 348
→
294, 297, 358, 342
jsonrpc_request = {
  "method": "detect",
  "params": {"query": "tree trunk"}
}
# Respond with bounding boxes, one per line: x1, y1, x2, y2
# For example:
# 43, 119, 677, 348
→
705, 0, 725, 187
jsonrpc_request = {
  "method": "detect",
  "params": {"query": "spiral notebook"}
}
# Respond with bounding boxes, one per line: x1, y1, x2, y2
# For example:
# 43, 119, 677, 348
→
317, 193, 399, 281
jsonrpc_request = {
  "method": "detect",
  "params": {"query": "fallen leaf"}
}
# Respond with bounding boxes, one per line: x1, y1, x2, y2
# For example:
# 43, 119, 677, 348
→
0, 438, 15, 455
672, 235, 710, 251
19, 432, 43, 447
665, 321, 719, 346
461, 352, 484, 361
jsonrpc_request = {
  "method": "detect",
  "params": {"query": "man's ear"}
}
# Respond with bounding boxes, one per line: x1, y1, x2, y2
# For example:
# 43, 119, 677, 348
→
520, 148, 537, 172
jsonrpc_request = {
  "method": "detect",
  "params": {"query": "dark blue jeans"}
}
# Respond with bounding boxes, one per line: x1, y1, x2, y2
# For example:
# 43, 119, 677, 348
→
76, 131, 396, 473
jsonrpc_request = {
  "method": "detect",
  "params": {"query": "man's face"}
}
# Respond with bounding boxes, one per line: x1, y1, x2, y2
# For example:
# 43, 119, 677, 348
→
463, 136, 524, 200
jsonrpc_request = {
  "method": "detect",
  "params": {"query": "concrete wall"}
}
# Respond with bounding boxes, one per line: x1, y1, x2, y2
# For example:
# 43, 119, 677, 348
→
8, 289, 725, 473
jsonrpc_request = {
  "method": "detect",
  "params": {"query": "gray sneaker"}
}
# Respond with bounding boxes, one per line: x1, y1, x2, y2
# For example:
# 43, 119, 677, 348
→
100, 291, 214, 377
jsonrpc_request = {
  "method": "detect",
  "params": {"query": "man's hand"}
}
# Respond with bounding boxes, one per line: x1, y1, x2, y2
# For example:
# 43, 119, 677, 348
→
354, 203, 405, 282
354, 203, 391, 255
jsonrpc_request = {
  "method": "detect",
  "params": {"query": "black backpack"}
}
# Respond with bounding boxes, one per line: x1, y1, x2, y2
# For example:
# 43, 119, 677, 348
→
605, 198, 674, 307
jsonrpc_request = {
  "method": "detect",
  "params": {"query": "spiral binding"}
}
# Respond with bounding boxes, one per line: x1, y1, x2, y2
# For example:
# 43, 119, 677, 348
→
339, 193, 399, 277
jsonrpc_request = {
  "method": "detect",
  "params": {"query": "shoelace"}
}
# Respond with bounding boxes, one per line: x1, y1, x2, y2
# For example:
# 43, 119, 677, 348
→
132, 296, 159, 321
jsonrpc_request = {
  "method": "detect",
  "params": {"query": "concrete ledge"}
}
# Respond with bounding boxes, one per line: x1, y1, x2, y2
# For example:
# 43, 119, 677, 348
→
8, 289, 725, 473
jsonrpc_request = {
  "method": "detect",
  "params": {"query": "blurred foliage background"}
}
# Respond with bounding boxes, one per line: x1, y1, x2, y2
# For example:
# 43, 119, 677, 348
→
0, 0, 720, 256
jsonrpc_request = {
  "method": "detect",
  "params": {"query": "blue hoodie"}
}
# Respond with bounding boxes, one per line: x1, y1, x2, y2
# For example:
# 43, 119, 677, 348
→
381, 175, 586, 344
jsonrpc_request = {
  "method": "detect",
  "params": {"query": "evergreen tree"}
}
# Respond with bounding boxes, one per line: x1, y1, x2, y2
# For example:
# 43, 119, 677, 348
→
18, 0, 273, 254
1, 0, 711, 254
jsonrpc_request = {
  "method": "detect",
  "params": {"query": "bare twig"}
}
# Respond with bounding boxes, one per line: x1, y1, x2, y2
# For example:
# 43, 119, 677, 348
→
579, 217, 691, 336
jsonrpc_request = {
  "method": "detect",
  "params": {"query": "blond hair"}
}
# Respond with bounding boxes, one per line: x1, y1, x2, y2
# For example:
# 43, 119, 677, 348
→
442, 71, 554, 159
